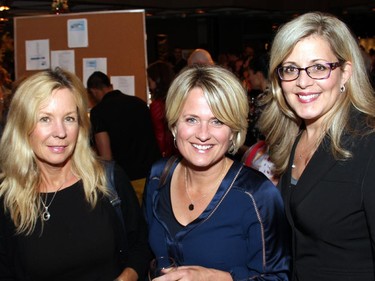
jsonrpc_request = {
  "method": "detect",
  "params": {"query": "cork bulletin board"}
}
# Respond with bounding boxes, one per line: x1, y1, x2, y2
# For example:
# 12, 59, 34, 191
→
14, 9, 148, 101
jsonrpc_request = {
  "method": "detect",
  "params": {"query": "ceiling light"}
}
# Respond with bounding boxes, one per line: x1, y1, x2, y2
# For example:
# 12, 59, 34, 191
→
0, 0, 10, 11
0, 5, 9, 12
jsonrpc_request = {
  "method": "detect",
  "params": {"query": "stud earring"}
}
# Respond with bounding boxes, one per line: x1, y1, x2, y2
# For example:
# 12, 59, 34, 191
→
340, 85, 346, 93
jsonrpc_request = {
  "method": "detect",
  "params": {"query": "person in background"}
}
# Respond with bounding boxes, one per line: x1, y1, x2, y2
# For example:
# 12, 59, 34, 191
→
147, 60, 177, 158
241, 44, 255, 70
217, 52, 231, 70
0, 66, 12, 136
170, 47, 187, 74
259, 12, 375, 280
369, 48, 375, 88
0, 68, 151, 280
87, 71, 161, 181
241, 53, 278, 185
144, 64, 290, 281
245, 52, 270, 147
232, 58, 244, 79
187, 48, 215, 66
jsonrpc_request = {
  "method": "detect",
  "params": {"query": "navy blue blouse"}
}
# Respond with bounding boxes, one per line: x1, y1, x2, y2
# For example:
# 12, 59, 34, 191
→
144, 158, 290, 280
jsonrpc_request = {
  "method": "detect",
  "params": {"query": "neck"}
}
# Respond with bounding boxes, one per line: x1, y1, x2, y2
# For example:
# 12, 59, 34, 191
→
40, 169, 74, 193
302, 125, 325, 144
260, 79, 268, 92
184, 158, 229, 211
184, 158, 228, 192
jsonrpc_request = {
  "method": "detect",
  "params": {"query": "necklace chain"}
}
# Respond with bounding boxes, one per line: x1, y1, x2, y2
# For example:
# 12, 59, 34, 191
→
292, 131, 321, 169
184, 159, 228, 211
40, 174, 71, 221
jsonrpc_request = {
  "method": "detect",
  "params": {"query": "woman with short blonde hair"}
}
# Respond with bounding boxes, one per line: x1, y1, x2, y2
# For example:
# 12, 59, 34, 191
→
144, 64, 290, 280
166, 64, 249, 155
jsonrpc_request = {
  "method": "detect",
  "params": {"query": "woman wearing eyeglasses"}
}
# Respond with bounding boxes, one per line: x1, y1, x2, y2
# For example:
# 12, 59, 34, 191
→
259, 12, 375, 281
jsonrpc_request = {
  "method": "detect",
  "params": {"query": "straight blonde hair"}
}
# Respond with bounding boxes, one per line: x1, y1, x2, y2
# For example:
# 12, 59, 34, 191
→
0, 68, 108, 235
259, 12, 375, 175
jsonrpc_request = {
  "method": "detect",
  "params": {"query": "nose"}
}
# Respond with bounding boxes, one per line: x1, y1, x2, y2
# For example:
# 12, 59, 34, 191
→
52, 120, 67, 139
195, 121, 211, 141
296, 69, 314, 88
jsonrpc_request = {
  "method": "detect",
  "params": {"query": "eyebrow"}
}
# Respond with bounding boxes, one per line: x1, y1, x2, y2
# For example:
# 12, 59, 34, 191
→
38, 110, 78, 115
282, 59, 330, 65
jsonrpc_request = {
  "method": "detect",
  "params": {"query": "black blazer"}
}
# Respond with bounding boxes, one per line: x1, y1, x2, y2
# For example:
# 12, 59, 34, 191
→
280, 115, 375, 281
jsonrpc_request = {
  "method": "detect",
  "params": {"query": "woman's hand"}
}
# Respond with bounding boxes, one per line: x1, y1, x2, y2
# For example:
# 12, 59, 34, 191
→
153, 265, 232, 281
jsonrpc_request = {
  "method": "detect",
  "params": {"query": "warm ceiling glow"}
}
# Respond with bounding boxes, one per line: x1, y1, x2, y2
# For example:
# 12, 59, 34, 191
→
0, 5, 10, 12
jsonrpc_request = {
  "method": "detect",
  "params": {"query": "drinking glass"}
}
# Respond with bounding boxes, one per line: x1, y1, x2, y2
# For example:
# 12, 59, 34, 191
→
148, 256, 176, 280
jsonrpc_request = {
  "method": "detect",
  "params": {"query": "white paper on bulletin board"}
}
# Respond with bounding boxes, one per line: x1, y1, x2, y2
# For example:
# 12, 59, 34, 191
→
111, 76, 135, 96
51, 50, 75, 73
82, 57, 107, 86
26, 39, 50, 70
67, 18, 88, 48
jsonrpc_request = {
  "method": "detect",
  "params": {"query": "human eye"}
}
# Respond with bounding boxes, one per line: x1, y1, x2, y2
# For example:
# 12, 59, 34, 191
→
65, 115, 77, 122
282, 65, 298, 74
65, 116, 75, 122
39, 116, 50, 123
310, 64, 328, 72
210, 118, 224, 127
185, 116, 198, 124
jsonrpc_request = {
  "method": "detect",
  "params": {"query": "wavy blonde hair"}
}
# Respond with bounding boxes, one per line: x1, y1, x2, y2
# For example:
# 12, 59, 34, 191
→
0, 68, 108, 235
258, 12, 375, 175
166, 64, 249, 155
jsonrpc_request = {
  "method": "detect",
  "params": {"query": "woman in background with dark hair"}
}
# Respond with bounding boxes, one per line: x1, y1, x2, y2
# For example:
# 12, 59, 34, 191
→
147, 60, 177, 157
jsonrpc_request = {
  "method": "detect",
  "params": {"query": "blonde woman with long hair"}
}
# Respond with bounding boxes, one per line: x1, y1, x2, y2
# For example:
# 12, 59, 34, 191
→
0, 68, 150, 280
259, 12, 375, 280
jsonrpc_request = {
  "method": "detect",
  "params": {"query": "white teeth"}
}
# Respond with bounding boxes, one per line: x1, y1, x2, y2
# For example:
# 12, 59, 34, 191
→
299, 94, 319, 100
192, 144, 212, 150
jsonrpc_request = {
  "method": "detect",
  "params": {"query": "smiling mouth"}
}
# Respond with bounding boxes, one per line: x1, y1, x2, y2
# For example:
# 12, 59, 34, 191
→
298, 93, 319, 101
192, 144, 213, 151
49, 145, 67, 152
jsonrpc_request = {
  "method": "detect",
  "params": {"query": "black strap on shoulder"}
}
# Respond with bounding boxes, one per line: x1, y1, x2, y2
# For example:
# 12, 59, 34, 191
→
104, 161, 128, 254
159, 156, 179, 187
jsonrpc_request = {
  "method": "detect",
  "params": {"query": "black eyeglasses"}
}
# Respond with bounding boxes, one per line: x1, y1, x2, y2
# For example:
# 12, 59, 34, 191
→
277, 62, 342, 82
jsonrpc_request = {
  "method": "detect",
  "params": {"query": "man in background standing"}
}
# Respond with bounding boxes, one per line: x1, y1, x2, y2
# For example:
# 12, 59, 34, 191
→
88, 71, 161, 181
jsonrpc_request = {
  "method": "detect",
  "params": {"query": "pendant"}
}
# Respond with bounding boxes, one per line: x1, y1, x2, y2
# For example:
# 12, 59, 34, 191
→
188, 204, 194, 211
42, 209, 51, 221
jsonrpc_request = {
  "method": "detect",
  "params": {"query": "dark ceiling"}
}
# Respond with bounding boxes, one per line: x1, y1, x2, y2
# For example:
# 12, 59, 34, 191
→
0, 0, 371, 54
0, 0, 373, 69
2, 0, 375, 19
0, 0, 370, 39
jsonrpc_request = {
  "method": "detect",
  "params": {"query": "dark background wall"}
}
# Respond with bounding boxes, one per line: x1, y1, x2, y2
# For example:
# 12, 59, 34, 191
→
145, 11, 375, 64
146, 16, 274, 63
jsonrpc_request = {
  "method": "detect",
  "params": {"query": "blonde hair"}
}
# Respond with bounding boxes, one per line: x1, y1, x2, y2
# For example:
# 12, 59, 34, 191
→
259, 12, 375, 175
0, 68, 108, 235
166, 64, 249, 154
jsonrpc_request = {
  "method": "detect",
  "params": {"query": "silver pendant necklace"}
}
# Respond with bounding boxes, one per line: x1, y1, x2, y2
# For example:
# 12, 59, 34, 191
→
40, 175, 70, 221
184, 159, 227, 211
